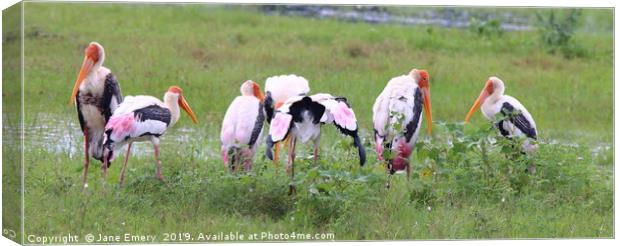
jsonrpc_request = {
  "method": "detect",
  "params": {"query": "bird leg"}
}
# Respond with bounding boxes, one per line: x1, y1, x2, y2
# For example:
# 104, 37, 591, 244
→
313, 135, 321, 166
102, 149, 109, 181
101, 154, 110, 189
406, 164, 411, 180
242, 148, 253, 172
221, 147, 229, 171
288, 136, 297, 196
375, 135, 384, 161
233, 148, 242, 173
82, 131, 90, 188
119, 143, 132, 186
153, 144, 165, 182
526, 164, 537, 174
274, 142, 280, 163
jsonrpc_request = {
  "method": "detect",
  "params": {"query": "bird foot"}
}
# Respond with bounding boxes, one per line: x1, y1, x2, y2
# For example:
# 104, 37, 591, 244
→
288, 184, 297, 196
155, 173, 167, 183
525, 164, 537, 175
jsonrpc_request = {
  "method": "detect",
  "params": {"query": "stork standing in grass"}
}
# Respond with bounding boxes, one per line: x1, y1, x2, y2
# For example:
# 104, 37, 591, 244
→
372, 69, 433, 185
464, 76, 538, 173
220, 80, 265, 172
70, 42, 123, 187
267, 93, 366, 194
102, 86, 198, 185
263, 74, 311, 164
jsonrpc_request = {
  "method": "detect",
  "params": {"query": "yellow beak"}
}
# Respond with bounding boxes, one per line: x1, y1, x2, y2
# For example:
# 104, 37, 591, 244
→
70, 56, 94, 104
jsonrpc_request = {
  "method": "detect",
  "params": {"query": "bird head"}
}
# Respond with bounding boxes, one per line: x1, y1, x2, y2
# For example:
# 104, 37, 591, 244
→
71, 42, 104, 104
465, 76, 505, 123
409, 69, 433, 134
168, 86, 198, 124
240, 80, 264, 102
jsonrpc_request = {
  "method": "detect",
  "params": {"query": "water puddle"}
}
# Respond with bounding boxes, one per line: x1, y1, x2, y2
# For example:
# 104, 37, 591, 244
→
18, 113, 221, 161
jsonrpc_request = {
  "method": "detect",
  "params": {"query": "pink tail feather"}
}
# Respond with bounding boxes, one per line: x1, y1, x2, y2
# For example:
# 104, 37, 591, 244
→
106, 114, 136, 140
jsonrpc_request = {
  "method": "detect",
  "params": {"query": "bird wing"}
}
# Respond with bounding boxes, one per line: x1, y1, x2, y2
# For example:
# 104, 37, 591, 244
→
310, 93, 366, 166
113, 95, 164, 116
499, 100, 537, 139
105, 103, 171, 147
269, 112, 293, 143
101, 73, 123, 122
403, 87, 424, 142
75, 90, 87, 132
372, 89, 391, 138
310, 93, 359, 132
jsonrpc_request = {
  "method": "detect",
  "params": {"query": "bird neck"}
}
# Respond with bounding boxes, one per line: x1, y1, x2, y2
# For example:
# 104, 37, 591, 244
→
81, 65, 106, 92
486, 85, 504, 105
163, 92, 181, 127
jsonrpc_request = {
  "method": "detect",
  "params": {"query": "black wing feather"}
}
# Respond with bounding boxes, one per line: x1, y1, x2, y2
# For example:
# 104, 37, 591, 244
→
500, 102, 537, 139
133, 105, 172, 126
248, 103, 265, 147
404, 88, 423, 142
75, 90, 87, 132
264, 92, 275, 124
101, 73, 123, 122
496, 120, 511, 138
288, 96, 325, 124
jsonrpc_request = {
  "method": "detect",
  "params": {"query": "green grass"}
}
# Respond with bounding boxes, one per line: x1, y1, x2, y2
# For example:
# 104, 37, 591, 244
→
3, 2, 613, 241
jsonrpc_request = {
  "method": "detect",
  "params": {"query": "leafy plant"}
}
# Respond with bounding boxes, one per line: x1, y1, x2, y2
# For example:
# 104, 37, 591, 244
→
469, 18, 504, 38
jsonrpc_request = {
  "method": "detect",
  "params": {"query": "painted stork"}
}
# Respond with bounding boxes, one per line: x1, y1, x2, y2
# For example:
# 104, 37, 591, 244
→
263, 74, 311, 164
372, 69, 432, 184
102, 86, 198, 185
464, 76, 538, 173
220, 80, 265, 172
70, 42, 123, 187
267, 93, 366, 194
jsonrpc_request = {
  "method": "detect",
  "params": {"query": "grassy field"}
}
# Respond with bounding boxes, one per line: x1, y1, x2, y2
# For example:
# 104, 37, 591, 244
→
3, 3, 613, 241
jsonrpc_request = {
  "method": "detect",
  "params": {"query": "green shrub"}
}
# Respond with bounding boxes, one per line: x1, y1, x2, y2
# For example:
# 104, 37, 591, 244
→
536, 9, 588, 58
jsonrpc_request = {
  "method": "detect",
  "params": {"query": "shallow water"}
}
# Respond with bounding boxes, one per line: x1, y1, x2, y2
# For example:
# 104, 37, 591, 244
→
261, 6, 533, 31
8, 114, 612, 163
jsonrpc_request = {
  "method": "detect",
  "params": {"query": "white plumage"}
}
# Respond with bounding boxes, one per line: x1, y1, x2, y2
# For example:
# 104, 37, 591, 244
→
220, 80, 265, 171
112, 95, 165, 116
372, 69, 433, 179
373, 75, 421, 147
221, 96, 263, 148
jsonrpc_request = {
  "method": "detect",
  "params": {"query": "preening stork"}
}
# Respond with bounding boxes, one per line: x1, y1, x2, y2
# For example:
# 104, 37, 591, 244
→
267, 93, 366, 194
102, 86, 198, 185
372, 69, 432, 183
263, 74, 311, 164
464, 76, 538, 172
71, 42, 123, 187
220, 80, 265, 172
